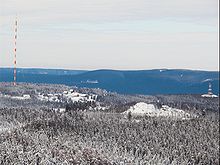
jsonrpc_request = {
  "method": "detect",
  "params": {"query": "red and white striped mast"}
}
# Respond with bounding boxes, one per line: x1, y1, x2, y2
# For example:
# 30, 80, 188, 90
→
13, 16, 18, 86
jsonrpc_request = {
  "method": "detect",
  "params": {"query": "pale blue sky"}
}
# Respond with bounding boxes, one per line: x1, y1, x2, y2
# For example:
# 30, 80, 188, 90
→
0, 0, 218, 70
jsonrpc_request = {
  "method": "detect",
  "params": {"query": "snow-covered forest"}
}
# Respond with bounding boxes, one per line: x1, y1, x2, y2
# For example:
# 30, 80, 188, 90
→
0, 83, 219, 164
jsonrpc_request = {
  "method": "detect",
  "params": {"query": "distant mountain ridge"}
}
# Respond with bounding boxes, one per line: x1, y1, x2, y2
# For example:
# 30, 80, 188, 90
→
0, 68, 87, 75
0, 68, 219, 95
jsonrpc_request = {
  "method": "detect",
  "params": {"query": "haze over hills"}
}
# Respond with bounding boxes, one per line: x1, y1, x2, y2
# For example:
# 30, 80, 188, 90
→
0, 68, 219, 95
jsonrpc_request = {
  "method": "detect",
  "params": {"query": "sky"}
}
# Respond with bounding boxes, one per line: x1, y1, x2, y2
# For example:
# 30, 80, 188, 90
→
0, 0, 218, 71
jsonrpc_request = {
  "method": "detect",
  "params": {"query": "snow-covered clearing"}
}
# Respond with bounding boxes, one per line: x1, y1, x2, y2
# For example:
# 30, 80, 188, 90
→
123, 102, 191, 119
0, 94, 31, 100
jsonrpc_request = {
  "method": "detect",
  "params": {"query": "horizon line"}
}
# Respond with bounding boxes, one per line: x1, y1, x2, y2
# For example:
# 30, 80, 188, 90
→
0, 67, 219, 72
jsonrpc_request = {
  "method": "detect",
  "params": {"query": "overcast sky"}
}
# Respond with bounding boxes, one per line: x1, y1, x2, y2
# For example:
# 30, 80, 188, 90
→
0, 0, 218, 71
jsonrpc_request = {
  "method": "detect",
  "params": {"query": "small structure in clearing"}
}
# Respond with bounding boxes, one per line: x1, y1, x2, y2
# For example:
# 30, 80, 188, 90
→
201, 83, 218, 98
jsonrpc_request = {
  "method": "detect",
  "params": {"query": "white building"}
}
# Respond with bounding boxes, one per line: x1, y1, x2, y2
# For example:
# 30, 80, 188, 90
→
201, 83, 218, 98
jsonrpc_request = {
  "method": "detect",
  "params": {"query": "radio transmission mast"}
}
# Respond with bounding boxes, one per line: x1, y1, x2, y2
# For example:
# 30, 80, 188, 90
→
13, 17, 18, 86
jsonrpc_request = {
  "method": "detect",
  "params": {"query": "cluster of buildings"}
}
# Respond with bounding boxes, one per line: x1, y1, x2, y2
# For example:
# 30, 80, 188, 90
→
37, 89, 97, 103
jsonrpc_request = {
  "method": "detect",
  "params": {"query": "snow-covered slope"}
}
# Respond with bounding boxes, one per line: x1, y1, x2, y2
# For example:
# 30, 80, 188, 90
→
124, 102, 191, 119
201, 94, 218, 98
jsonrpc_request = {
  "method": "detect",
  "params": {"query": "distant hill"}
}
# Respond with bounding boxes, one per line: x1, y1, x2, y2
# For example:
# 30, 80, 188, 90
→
0, 68, 219, 95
